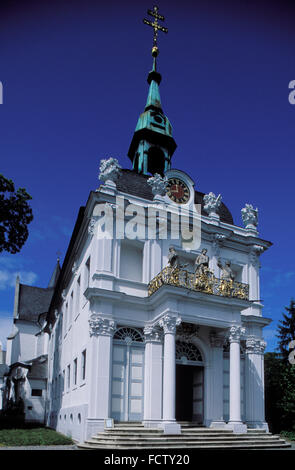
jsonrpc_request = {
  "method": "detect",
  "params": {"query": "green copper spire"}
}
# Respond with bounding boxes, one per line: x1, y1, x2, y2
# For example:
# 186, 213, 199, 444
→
127, 6, 177, 176
145, 70, 162, 110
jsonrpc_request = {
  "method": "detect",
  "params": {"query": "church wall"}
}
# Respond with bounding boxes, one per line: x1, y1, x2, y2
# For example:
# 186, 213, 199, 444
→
56, 403, 88, 442
24, 378, 47, 423
5, 339, 12, 366
14, 321, 39, 363
6, 335, 20, 366
44, 186, 269, 440
35, 331, 49, 358
46, 255, 92, 441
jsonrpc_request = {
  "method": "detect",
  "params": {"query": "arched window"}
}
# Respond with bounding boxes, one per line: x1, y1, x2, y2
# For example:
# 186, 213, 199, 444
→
114, 327, 144, 344
176, 340, 203, 363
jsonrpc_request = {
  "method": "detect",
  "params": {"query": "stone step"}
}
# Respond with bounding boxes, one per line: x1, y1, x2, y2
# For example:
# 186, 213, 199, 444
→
78, 425, 291, 450
91, 433, 280, 442
79, 441, 291, 450
114, 422, 145, 426
104, 427, 234, 434
99, 431, 272, 438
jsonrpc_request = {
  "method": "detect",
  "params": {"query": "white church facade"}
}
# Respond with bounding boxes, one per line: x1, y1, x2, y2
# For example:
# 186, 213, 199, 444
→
41, 165, 271, 443
3, 9, 272, 445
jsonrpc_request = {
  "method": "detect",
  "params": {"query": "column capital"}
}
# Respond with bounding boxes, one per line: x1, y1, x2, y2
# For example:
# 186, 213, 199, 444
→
228, 325, 245, 343
245, 336, 266, 354
159, 314, 181, 335
144, 324, 163, 343
88, 314, 116, 337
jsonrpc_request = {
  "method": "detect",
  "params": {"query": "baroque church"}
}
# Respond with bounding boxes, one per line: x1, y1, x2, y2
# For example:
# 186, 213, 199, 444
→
2, 7, 275, 445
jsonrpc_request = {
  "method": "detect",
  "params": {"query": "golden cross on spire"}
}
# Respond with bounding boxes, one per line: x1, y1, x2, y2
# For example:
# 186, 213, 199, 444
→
143, 5, 168, 58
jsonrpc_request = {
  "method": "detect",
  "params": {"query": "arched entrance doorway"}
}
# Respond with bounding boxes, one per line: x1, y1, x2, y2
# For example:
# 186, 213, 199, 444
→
175, 340, 204, 424
111, 327, 145, 422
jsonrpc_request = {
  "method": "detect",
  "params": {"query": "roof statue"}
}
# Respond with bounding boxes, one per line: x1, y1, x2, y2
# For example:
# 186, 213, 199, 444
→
203, 192, 222, 217
147, 173, 168, 197
241, 203, 258, 230
99, 157, 122, 185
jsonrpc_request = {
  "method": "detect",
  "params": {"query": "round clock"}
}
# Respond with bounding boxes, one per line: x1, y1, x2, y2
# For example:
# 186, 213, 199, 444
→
166, 178, 190, 204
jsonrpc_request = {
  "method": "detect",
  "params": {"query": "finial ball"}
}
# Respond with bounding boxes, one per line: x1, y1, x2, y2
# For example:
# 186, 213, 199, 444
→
152, 46, 159, 57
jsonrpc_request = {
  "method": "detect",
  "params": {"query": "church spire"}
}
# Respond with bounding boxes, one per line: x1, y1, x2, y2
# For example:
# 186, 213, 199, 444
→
127, 6, 177, 176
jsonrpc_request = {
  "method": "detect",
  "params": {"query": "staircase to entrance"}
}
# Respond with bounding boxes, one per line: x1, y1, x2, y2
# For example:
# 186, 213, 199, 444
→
78, 423, 291, 450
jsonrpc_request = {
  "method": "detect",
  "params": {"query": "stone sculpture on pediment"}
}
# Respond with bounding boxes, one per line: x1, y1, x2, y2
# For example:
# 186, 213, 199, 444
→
99, 157, 121, 184
147, 173, 168, 197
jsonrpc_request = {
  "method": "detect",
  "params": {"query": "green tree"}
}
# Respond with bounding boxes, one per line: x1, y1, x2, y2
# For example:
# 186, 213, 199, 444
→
0, 174, 33, 254
276, 299, 295, 361
265, 352, 295, 433
265, 298, 295, 433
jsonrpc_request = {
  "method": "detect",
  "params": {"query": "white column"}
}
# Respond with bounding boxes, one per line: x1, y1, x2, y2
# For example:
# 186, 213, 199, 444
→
158, 314, 181, 434
143, 325, 163, 427
245, 337, 268, 430
209, 333, 226, 428
86, 316, 116, 439
226, 325, 247, 433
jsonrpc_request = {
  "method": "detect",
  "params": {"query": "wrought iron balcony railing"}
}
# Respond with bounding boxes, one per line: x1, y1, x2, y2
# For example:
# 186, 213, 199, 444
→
148, 266, 249, 300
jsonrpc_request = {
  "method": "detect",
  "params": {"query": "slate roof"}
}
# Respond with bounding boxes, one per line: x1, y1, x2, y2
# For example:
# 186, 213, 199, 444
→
18, 284, 54, 322
116, 169, 234, 225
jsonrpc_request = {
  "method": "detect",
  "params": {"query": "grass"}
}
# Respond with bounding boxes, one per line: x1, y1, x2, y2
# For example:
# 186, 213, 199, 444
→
0, 427, 74, 447
280, 431, 295, 441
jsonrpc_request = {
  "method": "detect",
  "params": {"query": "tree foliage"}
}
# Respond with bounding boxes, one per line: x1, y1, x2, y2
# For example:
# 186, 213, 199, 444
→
0, 174, 33, 254
265, 352, 295, 433
276, 299, 295, 361
265, 299, 295, 433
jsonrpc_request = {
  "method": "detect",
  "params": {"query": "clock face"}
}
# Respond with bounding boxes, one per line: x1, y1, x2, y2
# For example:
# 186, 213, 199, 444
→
166, 178, 190, 204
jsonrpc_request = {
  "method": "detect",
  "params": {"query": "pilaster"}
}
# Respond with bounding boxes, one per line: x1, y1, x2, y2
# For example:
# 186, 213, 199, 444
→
86, 316, 116, 438
158, 313, 181, 434
143, 325, 163, 427
245, 336, 268, 431
209, 332, 226, 429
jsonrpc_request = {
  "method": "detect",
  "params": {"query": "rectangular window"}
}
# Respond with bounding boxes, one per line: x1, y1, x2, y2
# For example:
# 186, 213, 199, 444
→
73, 358, 77, 386
81, 349, 86, 381
67, 364, 71, 390
120, 241, 143, 282
31, 389, 42, 397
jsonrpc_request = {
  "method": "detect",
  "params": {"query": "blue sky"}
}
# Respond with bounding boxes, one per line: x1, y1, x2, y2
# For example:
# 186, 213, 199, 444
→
0, 0, 294, 351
